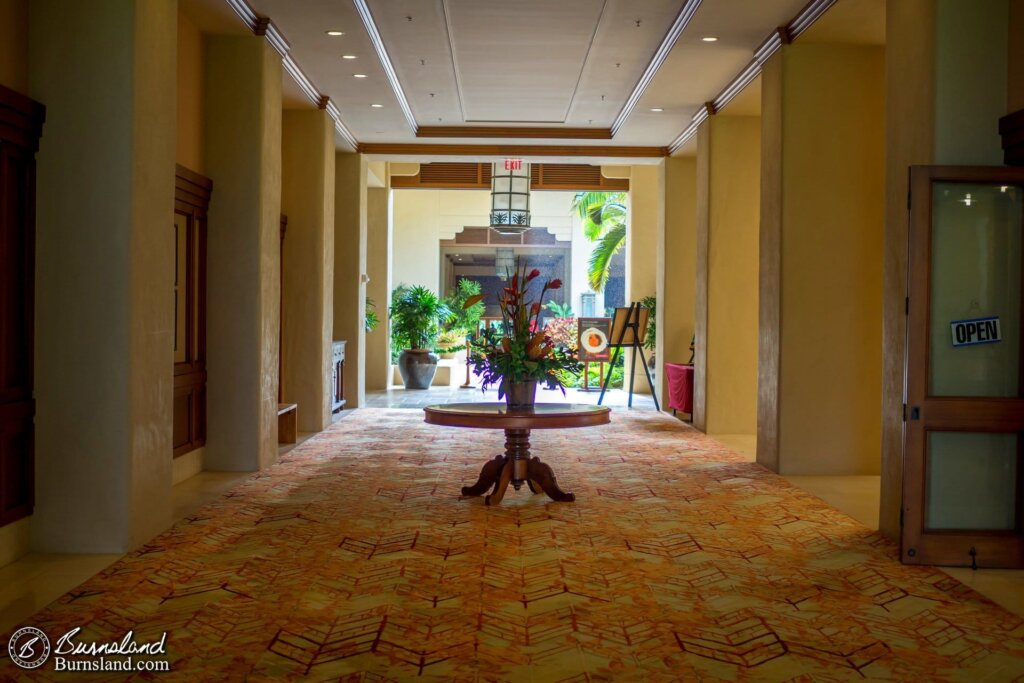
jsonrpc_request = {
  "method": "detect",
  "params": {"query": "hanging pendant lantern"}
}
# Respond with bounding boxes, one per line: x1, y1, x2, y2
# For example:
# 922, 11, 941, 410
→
489, 161, 531, 235
495, 248, 515, 278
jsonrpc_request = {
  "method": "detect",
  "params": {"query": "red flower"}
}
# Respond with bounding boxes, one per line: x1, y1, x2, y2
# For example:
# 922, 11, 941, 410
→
547, 279, 562, 290
531, 302, 541, 315
527, 268, 541, 281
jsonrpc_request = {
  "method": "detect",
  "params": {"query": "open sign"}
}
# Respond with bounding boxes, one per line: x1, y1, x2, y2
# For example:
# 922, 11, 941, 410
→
950, 316, 1001, 347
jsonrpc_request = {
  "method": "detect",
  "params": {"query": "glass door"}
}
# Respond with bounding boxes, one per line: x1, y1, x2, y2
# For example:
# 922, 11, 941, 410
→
902, 166, 1024, 568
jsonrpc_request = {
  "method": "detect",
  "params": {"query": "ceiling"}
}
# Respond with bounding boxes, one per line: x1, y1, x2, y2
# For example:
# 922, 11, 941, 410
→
185, 0, 882, 159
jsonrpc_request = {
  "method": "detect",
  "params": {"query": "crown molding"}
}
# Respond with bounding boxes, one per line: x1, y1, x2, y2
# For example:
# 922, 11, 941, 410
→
325, 100, 359, 150
352, 0, 419, 134
253, 17, 290, 57
667, 0, 834, 154
787, 0, 838, 41
357, 143, 669, 158
221, 0, 358, 151
416, 126, 613, 140
611, 0, 703, 137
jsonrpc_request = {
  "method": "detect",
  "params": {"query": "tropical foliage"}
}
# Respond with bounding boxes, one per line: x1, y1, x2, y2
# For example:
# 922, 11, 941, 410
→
639, 295, 656, 351
571, 191, 627, 292
443, 277, 485, 333
544, 300, 574, 318
466, 259, 580, 398
543, 316, 578, 352
364, 297, 380, 333
389, 284, 452, 352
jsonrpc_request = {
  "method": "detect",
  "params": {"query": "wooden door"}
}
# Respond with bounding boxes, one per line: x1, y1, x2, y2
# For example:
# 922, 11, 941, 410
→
173, 166, 211, 458
902, 165, 1024, 568
279, 214, 286, 403
0, 85, 44, 526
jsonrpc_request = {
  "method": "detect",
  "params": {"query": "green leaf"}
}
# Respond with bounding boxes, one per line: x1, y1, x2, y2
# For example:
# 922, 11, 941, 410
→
587, 223, 626, 292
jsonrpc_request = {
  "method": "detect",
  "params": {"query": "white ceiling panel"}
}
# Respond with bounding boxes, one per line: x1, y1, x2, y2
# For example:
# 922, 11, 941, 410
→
568, 0, 686, 126
200, 0, 860, 154
445, 0, 604, 123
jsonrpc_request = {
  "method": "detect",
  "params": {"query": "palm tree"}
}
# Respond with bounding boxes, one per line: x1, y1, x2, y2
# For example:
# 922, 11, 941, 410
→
571, 191, 627, 292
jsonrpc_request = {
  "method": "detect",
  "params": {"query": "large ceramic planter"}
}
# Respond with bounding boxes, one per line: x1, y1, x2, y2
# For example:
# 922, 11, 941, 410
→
398, 349, 439, 389
503, 379, 538, 409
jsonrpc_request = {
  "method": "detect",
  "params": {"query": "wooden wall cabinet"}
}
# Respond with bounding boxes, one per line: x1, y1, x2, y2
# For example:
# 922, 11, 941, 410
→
0, 84, 44, 527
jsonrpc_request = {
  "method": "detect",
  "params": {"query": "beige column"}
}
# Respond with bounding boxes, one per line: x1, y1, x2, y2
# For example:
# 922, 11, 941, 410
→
281, 109, 335, 431
203, 35, 282, 471
879, 0, 1011, 537
334, 153, 368, 407
30, 0, 176, 552
365, 182, 391, 391
693, 116, 760, 436
658, 157, 697, 405
758, 44, 885, 476
625, 163, 663, 395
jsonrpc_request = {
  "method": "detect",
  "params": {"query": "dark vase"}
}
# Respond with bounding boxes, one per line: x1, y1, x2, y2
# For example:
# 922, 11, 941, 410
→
503, 379, 538, 409
398, 349, 439, 389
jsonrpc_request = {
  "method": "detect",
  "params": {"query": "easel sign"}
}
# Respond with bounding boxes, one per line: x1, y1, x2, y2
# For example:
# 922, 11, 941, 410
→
578, 318, 611, 362
598, 303, 660, 410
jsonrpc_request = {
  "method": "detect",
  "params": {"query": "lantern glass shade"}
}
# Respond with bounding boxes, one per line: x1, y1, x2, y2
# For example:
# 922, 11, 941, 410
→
495, 248, 515, 278
490, 162, 531, 235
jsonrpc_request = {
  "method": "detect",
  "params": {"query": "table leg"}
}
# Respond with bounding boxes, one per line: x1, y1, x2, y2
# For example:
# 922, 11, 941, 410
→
469, 428, 575, 505
484, 459, 514, 506
527, 456, 575, 502
461, 454, 506, 497
483, 428, 529, 506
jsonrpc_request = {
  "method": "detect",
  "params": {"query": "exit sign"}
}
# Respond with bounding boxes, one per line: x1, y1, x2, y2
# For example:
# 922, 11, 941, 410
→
504, 158, 523, 171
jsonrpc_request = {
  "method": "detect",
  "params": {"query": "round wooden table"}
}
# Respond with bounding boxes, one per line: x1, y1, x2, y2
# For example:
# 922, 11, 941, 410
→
423, 403, 611, 505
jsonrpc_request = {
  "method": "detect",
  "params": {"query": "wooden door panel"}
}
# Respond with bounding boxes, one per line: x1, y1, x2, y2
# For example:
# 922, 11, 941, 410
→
0, 84, 43, 529
902, 166, 1024, 568
0, 145, 31, 403
172, 166, 211, 458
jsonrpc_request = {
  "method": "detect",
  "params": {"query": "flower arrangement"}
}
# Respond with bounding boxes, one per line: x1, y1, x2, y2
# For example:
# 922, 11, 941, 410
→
464, 259, 581, 404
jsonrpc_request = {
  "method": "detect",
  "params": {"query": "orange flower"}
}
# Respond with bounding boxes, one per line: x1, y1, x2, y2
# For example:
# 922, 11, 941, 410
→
526, 331, 546, 359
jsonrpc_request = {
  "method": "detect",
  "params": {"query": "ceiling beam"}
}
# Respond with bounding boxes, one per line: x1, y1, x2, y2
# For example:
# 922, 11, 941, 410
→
416, 126, 614, 140
357, 143, 669, 158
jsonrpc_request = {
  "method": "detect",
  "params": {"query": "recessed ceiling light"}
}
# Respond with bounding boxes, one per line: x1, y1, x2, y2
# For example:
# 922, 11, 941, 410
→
342, 55, 357, 59
326, 30, 344, 36
353, 74, 367, 78
370, 103, 383, 108
650, 108, 664, 112
701, 36, 718, 42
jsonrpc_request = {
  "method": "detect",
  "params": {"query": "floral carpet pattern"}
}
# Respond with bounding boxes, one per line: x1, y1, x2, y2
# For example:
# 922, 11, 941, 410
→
5, 409, 1024, 681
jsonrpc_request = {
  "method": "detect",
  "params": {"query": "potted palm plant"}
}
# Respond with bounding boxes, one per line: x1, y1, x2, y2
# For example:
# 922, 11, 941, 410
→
390, 284, 452, 389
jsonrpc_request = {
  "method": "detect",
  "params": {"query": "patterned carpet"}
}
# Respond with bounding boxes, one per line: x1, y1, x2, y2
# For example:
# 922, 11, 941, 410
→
5, 409, 1024, 681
